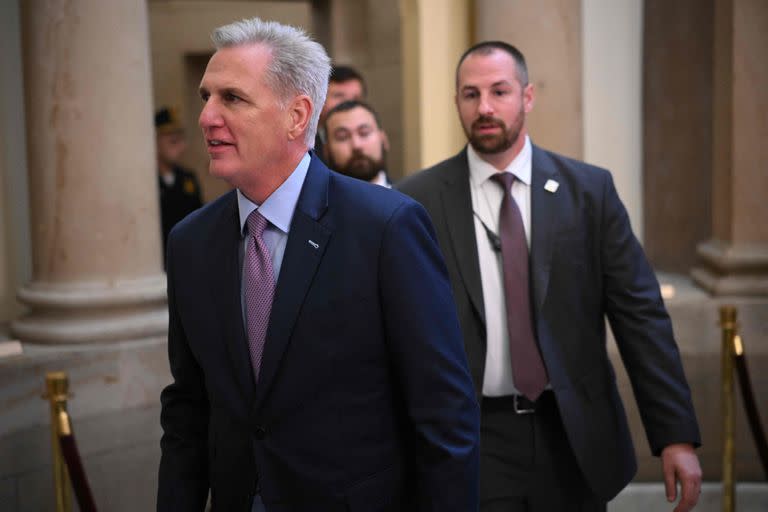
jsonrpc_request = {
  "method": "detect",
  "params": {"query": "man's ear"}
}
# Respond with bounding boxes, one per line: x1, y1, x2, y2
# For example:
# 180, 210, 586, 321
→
287, 94, 312, 141
523, 83, 535, 114
382, 130, 390, 152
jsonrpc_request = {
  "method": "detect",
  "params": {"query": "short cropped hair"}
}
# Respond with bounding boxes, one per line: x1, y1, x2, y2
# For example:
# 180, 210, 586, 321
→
330, 65, 367, 96
455, 41, 529, 88
324, 99, 382, 130
212, 18, 331, 147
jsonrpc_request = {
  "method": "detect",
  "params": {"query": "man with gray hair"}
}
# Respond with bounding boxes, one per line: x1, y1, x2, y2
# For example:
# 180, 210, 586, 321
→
157, 17, 479, 512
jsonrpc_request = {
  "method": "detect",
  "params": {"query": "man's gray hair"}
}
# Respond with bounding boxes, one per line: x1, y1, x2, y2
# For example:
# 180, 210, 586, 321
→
212, 18, 330, 147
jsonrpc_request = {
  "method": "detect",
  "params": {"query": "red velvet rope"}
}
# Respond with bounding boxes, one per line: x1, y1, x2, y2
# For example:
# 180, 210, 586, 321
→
734, 348, 768, 480
58, 433, 98, 512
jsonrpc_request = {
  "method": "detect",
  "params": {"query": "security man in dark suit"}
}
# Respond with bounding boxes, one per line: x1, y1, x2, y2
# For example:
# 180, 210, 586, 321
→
397, 41, 702, 512
155, 107, 203, 259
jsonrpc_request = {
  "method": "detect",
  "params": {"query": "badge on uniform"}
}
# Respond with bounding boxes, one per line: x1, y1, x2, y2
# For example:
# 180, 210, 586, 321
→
184, 178, 197, 195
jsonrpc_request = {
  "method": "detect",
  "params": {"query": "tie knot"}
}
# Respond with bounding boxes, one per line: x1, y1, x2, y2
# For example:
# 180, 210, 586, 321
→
491, 172, 516, 191
247, 210, 269, 238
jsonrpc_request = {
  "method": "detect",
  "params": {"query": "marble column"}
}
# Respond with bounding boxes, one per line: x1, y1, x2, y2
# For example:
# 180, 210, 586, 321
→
643, 0, 714, 272
11, 0, 167, 343
692, 0, 768, 296
400, 0, 471, 174
582, 0, 643, 241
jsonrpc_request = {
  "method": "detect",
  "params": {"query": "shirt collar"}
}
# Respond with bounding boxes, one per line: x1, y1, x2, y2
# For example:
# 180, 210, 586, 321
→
370, 170, 390, 188
467, 135, 532, 187
237, 152, 311, 237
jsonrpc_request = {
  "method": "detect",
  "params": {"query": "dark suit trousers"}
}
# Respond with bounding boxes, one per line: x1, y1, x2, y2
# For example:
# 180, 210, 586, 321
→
480, 393, 605, 512
251, 495, 267, 512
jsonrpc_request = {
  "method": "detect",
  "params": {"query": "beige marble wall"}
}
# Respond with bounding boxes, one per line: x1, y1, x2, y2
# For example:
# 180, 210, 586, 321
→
400, 0, 422, 175
582, 0, 643, 240
475, 0, 583, 160
712, 0, 768, 243
730, 0, 768, 244
643, 0, 714, 273
148, 0, 313, 202
400, 0, 471, 174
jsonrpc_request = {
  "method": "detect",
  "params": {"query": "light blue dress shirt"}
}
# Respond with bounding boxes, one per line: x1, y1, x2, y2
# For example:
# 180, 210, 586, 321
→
237, 152, 311, 323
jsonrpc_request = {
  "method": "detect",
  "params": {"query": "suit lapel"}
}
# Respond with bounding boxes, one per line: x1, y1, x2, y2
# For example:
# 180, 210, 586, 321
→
440, 150, 486, 325
252, 156, 331, 412
529, 146, 559, 313
207, 192, 256, 402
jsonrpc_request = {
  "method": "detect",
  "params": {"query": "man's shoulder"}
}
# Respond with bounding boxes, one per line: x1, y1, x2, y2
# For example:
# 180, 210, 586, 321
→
330, 170, 422, 222
533, 145, 612, 185
395, 150, 467, 198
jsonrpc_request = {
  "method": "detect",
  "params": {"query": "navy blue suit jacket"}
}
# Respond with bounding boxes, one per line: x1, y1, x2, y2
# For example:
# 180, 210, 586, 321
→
397, 146, 701, 501
158, 155, 480, 511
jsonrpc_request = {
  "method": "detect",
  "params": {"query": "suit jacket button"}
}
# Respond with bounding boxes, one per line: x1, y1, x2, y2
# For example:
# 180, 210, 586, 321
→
254, 426, 267, 440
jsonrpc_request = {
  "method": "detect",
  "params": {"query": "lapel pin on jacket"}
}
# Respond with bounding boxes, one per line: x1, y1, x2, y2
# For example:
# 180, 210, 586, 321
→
308, 240, 319, 249
544, 179, 559, 193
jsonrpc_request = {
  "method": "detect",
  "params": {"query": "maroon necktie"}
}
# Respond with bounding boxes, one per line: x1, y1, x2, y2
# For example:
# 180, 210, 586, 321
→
244, 210, 275, 381
491, 172, 548, 400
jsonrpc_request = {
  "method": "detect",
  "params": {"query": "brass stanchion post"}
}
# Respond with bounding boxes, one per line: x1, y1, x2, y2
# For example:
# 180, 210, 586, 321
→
43, 372, 72, 512
720, 306, 737, 512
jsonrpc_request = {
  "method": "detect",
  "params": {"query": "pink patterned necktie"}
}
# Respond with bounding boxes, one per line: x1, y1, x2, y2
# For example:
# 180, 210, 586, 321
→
490, 172, 548, 401
244, 210, 275, 381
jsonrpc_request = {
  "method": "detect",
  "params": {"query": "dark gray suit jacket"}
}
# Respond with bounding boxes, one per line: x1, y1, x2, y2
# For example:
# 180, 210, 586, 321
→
396, 145, 701, 501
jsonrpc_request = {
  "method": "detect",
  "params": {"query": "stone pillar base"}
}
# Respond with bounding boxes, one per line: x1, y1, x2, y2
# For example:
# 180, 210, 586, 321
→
10, 276, 167, 344
691, 240, 768, 296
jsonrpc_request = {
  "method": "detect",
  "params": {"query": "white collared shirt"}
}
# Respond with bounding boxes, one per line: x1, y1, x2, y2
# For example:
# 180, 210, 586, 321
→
468, 136, 535, 396
370, 170, 391, 188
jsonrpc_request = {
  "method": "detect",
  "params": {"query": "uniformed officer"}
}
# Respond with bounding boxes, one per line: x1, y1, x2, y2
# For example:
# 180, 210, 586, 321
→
155, 107, 203, 264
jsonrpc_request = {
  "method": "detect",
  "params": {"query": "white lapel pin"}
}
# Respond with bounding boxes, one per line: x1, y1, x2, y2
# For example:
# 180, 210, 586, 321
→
544, 179, 559, 193
308, 240, 319, 249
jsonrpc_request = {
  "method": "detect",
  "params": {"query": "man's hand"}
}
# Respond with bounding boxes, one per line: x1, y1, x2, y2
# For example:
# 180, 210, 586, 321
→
661, 443, 702, 512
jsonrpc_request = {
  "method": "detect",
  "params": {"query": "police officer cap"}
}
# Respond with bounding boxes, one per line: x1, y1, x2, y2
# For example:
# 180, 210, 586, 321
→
155, 106, 183, 135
